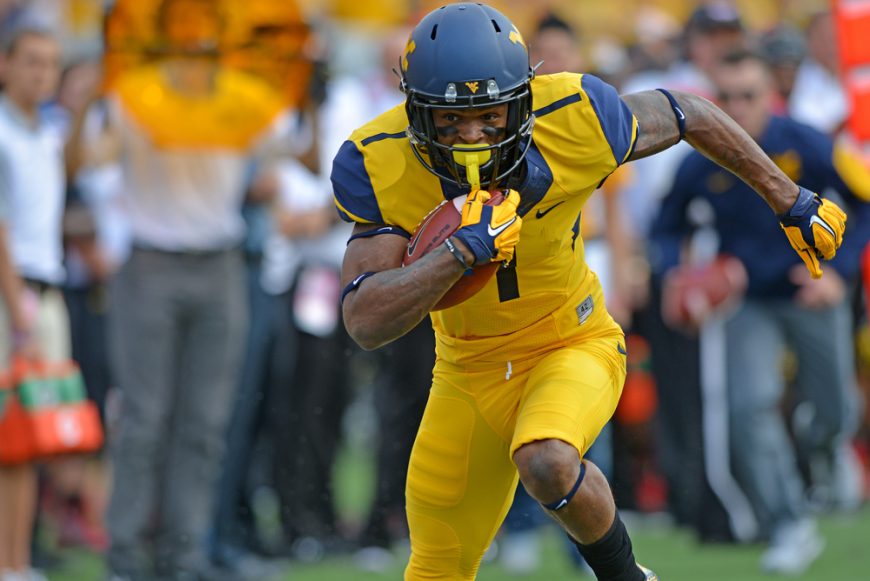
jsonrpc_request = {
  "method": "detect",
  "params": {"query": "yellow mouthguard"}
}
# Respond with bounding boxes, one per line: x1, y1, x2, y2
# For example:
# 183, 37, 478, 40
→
452, 145, 492, 190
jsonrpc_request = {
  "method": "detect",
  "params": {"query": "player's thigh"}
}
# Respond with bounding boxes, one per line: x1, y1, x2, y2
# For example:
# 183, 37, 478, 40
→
511, 334, 626, 458
405, 366, 519, 581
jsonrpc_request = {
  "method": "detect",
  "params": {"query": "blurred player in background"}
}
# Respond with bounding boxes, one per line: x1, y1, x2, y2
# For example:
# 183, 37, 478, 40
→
331, 4, 848, 580
653, 49, 869, 575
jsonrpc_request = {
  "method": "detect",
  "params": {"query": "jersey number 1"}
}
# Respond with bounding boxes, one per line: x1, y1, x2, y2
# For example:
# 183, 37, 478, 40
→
497, 251, 519, 302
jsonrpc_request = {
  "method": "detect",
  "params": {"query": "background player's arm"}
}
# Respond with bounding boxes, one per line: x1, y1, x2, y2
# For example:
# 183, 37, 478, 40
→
623, 90, 798, 214
341, 223, 470, 351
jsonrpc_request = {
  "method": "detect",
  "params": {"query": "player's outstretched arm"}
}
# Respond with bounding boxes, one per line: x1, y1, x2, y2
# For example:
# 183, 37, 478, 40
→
340, 223, 468, 351
623, 90, 846, 277
624, 90, 798, 213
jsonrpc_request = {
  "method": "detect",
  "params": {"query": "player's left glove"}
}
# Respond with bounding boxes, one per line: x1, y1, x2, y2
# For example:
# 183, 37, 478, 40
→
453, 189, 522, 264
778, 187, 847, 279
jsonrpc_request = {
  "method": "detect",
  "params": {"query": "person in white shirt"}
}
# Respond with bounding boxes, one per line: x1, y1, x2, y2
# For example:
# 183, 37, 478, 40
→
789, 11, 847, 135
0, 26, 66, 581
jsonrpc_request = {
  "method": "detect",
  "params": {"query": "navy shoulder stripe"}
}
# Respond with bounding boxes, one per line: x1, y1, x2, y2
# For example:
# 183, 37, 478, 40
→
361, 131, 406, 147
330, 140, 383, 224
581, 74, 635, 165
533, 93, 582, 118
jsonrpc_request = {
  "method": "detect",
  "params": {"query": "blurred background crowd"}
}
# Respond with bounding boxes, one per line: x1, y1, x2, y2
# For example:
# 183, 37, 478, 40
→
0, 0, 869, 580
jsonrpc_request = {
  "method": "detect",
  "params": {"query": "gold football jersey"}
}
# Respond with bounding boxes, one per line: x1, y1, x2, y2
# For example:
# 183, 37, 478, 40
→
332, 72, 637, 364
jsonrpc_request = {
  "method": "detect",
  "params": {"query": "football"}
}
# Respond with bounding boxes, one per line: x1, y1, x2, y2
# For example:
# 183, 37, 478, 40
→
661, 254, 748, 328
403, 191, 505, 311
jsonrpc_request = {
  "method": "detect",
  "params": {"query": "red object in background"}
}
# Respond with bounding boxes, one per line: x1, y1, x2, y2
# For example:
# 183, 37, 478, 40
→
616, 334, 658, 425
843, 69, 870, 141
863, 243, 870, 310
402, 191, 505, 311
835, 0, 870, 140
0, 372, 34, 464
661, 254, 748, 329
0, 358, 103, 465
835, 0, 870, 68
853, 438, 870, 501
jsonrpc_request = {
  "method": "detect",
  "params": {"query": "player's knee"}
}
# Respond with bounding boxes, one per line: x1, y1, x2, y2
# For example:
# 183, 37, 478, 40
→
513, 439, 580, 502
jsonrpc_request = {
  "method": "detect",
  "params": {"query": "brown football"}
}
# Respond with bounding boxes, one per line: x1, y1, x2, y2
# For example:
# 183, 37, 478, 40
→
661, 254, 748, 328
403, 191, 505, 311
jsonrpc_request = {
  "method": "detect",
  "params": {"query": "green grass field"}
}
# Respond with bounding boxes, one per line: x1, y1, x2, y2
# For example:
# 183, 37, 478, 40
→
43, 434, 870, 580
48, 506, 870, 580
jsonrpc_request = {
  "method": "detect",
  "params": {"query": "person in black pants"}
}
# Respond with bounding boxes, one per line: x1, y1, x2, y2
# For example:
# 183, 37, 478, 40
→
358, 318, 435, 554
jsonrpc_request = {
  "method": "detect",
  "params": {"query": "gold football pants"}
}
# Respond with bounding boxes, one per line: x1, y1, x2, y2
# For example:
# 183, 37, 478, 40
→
404, 331, 626, 580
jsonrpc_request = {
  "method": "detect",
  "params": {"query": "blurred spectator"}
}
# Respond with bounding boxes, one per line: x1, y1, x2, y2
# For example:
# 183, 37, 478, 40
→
627, 6, 681, 81
669, 1, 746, 99
66, 0, 297, 578
621, 1, 748, 240
790, 11, 847, 135
210, 157, 331, 579
619, 2, 750, 543
759, 25, 806, 109
49, 58, 113, 422
207, 21, 344, 568
29, 57, 112, 560
652, 49, 869, 575
301, 26, 437, 570
3, 0, 104, 64
265, 164, 341, 560
0, 25, 66, 581
527, 12, 582, 74
209, 14, 325, 578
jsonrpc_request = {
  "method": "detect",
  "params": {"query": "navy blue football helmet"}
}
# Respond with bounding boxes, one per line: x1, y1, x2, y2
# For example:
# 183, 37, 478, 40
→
400, 3, 535, 189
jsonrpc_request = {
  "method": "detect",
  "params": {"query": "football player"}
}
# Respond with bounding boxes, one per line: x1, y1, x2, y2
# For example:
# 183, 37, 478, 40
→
331, 4, 846, 580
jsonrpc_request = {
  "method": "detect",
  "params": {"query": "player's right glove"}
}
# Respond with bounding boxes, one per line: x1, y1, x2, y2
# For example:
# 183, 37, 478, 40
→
453, 189, 523, 265
778, 187, 847, 279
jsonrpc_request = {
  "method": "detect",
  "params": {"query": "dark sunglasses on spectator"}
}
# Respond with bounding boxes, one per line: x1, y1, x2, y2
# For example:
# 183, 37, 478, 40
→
717, 90, 760, 103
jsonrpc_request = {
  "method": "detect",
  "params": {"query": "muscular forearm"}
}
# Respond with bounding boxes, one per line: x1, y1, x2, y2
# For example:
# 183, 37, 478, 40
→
678, 92, 798, 214
343, 244, 467, 350
625, 90, 800, 214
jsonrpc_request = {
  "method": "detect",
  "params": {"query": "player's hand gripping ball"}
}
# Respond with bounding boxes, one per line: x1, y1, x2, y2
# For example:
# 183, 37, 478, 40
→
453, 189, 523, 264
403, 189, 522, 310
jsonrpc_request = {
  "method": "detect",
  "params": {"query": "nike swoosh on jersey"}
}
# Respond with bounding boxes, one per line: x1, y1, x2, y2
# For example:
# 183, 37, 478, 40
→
487, 216, 518, 237
535, 200, 565, 219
